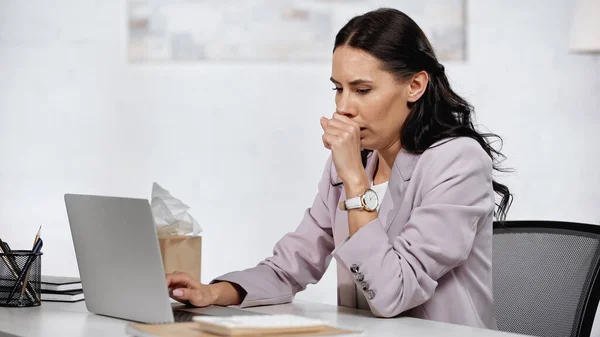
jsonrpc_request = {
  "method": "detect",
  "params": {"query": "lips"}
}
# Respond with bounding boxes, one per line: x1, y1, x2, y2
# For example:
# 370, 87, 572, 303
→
359, 128, 367, 138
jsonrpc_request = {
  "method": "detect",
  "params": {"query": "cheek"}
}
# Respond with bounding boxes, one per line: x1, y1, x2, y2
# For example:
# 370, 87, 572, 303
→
358, 96, 387, 121
363, 96, 408, 137
380, 93, 410, 127
364, 100, 400, 126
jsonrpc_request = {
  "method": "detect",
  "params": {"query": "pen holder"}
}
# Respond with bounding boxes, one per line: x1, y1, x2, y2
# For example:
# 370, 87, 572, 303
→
0, 250, 42, 307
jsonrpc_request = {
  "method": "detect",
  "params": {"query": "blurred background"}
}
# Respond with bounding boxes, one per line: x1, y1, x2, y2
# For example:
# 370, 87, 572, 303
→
0, 0, 599, 324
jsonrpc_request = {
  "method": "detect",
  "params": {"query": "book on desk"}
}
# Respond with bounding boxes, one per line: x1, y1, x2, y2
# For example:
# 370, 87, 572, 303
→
41, 275, 82, 291
40, 275, 84, 303
40, 289, 84, 302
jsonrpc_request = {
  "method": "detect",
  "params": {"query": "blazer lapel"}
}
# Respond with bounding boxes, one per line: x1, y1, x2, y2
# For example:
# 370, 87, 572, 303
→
364, 151, 379, 185
378, 184, 394, 229
382, 148, 420, 232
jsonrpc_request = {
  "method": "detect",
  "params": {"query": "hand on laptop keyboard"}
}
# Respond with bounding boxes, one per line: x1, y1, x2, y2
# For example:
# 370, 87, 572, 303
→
166, 271, 244, 308
166, 272, 217, 307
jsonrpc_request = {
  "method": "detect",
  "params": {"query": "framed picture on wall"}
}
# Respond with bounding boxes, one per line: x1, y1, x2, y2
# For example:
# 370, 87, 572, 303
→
127, 0, 466, 63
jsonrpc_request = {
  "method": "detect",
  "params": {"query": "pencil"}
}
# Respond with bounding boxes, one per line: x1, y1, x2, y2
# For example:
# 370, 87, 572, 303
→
33, 226, 41, 247
18, 226, 42, 302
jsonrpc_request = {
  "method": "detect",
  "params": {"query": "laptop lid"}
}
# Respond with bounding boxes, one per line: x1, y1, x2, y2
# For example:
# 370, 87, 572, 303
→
64, 194, 175, 324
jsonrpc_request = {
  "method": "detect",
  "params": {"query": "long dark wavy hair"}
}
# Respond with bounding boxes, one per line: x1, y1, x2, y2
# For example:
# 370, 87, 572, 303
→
334, 8, 512, 221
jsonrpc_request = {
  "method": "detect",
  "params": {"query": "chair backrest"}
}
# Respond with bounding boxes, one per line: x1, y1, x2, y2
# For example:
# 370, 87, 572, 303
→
493, 220, 600, 337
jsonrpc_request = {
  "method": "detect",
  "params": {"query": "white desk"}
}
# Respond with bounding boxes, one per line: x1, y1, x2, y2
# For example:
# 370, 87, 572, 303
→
0, 300, 528, 337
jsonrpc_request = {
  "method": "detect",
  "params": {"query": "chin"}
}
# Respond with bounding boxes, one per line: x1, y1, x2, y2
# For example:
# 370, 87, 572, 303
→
359, 141, 375, 151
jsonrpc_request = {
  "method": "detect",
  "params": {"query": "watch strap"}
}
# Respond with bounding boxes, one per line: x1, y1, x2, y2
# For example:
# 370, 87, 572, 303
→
345, 196, 363, 209
338, 196, 363, 211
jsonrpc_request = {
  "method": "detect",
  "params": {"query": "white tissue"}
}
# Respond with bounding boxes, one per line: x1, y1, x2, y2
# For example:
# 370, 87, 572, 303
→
151, 182, 202, 236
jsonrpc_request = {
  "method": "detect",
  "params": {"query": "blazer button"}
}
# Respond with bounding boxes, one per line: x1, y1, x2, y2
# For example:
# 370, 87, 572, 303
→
350, 264, 360, 274
360, 281, 369, 291
367, 289, 376, 300
355, 272, 364, 282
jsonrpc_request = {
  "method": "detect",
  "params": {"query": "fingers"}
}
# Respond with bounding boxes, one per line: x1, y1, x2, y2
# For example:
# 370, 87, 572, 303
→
170, 287, 201, 305
332, 112, 348, 121
322, 134, 338, 149
166, 271, 194, 290
321, 117, 331, 149
321, 119, 346, 149
321, 114, 359, 150
324, 113, 360, 133
320, 117, 328, 132
322, 134, 331, 150
326, 118, 358, 134
332, 112, 359, 127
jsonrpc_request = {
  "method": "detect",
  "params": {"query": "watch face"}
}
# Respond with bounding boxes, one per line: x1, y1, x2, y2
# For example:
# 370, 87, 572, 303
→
362, 189, 379, 211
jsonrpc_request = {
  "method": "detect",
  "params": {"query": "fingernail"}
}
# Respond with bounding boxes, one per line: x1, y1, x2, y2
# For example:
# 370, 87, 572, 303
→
173, 289, 183, 297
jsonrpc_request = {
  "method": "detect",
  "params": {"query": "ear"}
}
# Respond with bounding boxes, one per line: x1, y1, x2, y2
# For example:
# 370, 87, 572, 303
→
406, 71, 429, 103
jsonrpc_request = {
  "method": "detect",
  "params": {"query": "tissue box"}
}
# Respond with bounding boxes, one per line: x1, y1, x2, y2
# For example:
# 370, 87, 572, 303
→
158, 235, 202, 282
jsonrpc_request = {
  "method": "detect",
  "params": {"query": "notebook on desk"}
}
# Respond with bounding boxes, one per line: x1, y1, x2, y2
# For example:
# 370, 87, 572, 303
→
40, 275, 82, 292
126, 317, 362, 337
40, 289, 85, 303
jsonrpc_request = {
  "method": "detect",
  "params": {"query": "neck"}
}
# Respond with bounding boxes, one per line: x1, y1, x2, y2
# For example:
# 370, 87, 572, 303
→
373, 139, 401, 184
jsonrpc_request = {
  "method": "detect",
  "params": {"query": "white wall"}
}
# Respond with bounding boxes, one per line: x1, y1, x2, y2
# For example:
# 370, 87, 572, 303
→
1, 0, 599, 320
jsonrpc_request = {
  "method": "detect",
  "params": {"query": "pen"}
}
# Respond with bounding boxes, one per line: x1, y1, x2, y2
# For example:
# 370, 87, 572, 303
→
0, 238, 20, 276
5, 238, 43, 304
0, 239, 37, 303
1, 241, 21, 276
19, 226, 42, 301
0, 239, 17, 265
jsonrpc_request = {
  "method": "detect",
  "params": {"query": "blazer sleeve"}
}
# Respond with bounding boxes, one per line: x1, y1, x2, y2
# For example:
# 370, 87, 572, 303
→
211, 157, 336, 308
332, 139, 495, 317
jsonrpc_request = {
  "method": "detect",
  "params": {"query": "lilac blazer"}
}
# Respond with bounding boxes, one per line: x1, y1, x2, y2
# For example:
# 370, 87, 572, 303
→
214, 137, 497, 329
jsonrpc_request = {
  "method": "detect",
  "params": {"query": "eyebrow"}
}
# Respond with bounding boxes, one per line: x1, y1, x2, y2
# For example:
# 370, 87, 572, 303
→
330, 77, 373, 86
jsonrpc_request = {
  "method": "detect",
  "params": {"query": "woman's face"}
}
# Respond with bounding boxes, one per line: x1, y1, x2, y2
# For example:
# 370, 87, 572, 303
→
330, 46, 427, 151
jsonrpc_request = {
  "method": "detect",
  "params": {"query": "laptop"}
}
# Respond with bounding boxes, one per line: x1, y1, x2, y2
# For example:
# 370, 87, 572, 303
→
64, 193, 258, 323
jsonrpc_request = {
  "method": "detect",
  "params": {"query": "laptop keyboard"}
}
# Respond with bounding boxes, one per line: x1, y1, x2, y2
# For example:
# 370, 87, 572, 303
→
174, 310, 199, 322
173, 306, 264, 322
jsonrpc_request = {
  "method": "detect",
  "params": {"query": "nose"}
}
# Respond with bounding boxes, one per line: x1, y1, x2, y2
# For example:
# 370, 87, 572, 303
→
336, 94, 358, 118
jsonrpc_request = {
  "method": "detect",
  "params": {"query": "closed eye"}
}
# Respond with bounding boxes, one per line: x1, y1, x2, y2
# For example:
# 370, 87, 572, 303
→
332, 87, 371, 94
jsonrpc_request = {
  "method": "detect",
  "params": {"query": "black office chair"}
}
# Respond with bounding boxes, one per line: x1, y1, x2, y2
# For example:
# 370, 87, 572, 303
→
493, 220, 600, 337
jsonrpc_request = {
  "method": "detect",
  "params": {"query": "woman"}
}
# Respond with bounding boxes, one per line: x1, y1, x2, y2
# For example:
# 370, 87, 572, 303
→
166, 8, 511, 329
